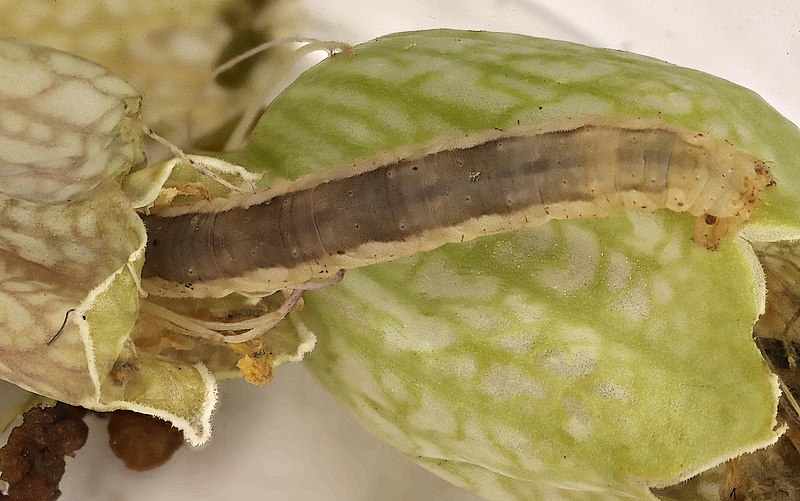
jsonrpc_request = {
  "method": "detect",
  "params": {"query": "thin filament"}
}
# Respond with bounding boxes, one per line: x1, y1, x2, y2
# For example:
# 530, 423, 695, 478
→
186, 37, 352, 143
141, 270, 345, 344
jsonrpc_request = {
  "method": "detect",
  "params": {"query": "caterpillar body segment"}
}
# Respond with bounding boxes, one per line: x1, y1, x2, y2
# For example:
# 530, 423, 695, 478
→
141, 117, 773, 298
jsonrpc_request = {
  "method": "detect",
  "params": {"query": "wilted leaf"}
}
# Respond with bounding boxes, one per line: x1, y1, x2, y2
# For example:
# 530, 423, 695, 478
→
0, 40, 216, 444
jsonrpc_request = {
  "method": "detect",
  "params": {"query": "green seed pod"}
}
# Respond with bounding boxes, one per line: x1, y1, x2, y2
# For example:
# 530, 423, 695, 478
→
233, 29, 800, 499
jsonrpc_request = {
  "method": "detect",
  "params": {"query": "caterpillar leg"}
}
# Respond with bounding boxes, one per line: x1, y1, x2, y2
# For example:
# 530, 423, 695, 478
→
140, 270, 345, 344
142, 126, 257, 193
692, 214, 741, 250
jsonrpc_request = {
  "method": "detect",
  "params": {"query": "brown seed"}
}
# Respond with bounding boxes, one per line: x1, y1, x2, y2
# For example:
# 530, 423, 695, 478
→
0, 403, 88, 501
107, 411, 184, 471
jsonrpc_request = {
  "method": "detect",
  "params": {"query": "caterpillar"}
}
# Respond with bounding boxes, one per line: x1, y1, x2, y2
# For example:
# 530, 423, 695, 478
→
141, 116, 773, 299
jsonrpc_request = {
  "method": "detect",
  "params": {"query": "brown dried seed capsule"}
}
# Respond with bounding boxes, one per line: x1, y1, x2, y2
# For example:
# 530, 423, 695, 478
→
0, 403, 88, 501
107, 411, 184, 471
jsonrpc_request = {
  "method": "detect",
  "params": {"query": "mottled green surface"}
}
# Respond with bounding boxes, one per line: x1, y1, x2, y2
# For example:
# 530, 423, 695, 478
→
238, 30, 792, 499
238, 30, 800, 239
301, 215, 772, 500
653, 464, 726, 501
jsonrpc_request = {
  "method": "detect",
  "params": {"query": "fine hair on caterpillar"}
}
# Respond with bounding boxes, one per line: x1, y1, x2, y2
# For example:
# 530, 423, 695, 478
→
141, 116, 774, 299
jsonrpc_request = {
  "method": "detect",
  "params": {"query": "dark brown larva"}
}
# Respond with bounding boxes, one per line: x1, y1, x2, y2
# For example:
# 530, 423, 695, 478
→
141, 117, 773, 298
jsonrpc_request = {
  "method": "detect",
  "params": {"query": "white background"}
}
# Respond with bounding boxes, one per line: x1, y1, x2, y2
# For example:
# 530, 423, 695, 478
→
50, 1, 800, 500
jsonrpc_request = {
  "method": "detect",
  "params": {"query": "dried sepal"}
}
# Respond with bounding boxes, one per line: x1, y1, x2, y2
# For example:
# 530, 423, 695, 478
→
0, 39, 218, 445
